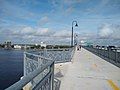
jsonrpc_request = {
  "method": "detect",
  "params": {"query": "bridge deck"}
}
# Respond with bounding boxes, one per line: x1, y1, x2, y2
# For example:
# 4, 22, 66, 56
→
55, 47, 120, 90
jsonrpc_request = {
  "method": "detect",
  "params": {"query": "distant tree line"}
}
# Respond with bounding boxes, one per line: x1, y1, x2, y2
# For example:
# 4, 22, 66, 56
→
0, 43, 72, 50
30, 45, 72, 49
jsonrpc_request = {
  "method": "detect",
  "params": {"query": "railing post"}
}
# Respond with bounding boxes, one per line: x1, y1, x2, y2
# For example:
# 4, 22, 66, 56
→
71, 48, 74, 60
50, 62, 54, 90
38, 57, 42, 69
103, 47, 105, 57
49, 75, 51, 90
24, 52, 26, 76
115, 49, 117, 63
52, 62, 54, 90
108, 48, 110, 62
107, 48, 109, 59
63, 49, 65, 62
98, 48, 99, 56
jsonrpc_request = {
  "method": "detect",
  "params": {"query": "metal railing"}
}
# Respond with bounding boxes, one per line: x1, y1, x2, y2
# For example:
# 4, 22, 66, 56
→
83, 46, 120, 68
6, 47, 75, 90
38, 48, 75, 63
6, 52, 54, 90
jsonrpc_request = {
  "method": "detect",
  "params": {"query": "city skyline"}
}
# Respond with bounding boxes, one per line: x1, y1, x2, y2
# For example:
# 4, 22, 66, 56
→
0, 0, 120, 45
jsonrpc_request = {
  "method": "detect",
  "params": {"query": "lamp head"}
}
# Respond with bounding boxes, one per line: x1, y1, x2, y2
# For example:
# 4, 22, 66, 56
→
75, 23, 78, 27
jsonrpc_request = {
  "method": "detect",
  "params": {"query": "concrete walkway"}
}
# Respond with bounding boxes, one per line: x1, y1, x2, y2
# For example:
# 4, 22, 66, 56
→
54, 47, 120, 90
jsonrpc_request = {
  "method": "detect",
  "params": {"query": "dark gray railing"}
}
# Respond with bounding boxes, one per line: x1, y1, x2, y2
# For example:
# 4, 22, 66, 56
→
83, 46, 120, 68
37, 48, 75, 63
6, 47, 75, 90
6, 52, 54, 90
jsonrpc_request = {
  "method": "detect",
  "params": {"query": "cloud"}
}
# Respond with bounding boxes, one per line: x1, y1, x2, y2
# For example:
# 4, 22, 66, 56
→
63, 0, 82, 5
53, 30, 71, 37
0, 25, 72, 44
111, 24, 120, 39
18, 27, 53, 36
101, 0, 110, 6
77, 32, 97, 40
101, 0, 120, 7
83, 0, 120, 15
38, 16, 49, 26
65, 7, 74, 14
35, 28, 54, 36
51, 0, 81, 6
98, 24, 113, 38
0, 0, 39, 21
20, 27, 35, 35
98, 24, 120, 39
51, 0, 83, 15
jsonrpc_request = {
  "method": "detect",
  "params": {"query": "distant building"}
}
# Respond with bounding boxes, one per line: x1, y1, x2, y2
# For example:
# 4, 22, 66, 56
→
80, 40, 86, 46
14, 45, 21, 49
41, 42, 46, 48
4, 41, 12, 49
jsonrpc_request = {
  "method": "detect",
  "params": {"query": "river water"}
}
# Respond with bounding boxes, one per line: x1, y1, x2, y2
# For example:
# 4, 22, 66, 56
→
0, 49, 23, 90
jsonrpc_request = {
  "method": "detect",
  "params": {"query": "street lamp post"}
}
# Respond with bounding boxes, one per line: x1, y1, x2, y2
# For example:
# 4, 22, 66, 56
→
71, 21, 78, 47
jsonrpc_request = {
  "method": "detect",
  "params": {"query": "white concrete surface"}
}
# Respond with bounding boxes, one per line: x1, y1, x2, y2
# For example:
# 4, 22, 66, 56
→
54, 47, 120, 90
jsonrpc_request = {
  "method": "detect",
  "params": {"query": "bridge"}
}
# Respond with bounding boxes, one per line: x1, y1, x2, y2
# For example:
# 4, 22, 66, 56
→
6, 46, 120, 90
56, 47, 120, 90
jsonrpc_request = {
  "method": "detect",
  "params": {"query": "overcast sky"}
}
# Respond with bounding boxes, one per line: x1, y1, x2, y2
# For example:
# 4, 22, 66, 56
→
0, 0, 120, 45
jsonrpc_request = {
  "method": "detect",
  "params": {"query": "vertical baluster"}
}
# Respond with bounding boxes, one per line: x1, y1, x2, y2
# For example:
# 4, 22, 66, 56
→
24, 52, 26, 76
62, 49, 66, 61
50, 62, 54, 90
108, 48, 110, 62
115, 49, 117, 63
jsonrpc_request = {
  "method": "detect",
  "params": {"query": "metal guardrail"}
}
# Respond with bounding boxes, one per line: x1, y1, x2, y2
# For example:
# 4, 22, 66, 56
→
38, 48, 75, 63
6, 52, 54, 90
83, 46, 120, 68
6, 47, 75, 90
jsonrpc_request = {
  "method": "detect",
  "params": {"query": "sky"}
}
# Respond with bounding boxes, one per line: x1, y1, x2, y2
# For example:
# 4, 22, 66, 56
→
0, 0, 120, 45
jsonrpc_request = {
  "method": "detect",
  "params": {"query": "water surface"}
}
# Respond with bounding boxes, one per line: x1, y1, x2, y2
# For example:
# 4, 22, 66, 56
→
0, 49, 23, 90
